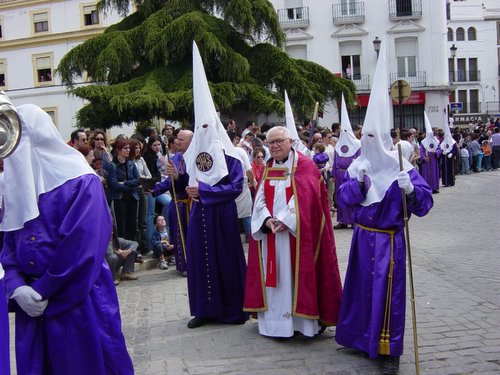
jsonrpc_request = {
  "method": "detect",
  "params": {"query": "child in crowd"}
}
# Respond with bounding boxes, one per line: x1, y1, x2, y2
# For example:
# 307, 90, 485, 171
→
460, 144, 470, 174
151, 215, 175, 270
312, 143, 330, 184
481, 140, 492, 171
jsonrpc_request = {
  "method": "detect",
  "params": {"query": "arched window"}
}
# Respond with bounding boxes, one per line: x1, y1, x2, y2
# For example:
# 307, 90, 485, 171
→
447, 28, 453, 41
467, 27, 476, 41
456, 27, 465, 41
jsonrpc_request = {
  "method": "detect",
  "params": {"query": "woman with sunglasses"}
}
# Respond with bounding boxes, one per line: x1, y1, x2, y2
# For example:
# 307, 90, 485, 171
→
250, 147, 266, 197
91, 129, 112, 165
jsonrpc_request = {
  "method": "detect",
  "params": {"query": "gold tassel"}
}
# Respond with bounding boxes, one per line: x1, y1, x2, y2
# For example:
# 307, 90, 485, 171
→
379, 329, 390, 355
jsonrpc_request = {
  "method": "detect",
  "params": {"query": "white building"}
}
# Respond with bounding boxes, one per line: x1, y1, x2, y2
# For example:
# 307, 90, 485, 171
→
0, 0, 134, 140
447, 0, 500, 126
268, 0, 497, 130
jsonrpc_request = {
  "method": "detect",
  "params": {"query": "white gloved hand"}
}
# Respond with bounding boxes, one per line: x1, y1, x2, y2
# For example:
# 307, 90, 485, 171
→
397, 171, 414, 194
11, 285, 48, 317
356, 160, 372, 182
447, 153, 453, 159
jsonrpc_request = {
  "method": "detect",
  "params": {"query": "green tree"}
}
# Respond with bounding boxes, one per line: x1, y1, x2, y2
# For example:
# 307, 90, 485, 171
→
57, 0, 356, 129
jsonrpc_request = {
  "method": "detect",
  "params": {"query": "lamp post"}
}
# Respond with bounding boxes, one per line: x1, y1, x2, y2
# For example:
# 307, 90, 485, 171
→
450, 44, 457, 59
449, 44, 457, 84
373, 37, 381, 59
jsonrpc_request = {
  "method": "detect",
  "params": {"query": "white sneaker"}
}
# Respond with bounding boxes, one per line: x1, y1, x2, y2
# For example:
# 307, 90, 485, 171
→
159, 260, 168, 270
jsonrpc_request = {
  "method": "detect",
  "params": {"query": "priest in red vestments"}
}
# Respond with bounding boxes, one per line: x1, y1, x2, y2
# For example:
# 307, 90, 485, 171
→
244, 126, 342, 338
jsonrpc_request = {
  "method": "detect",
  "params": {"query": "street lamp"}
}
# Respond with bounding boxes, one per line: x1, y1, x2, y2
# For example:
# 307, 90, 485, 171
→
373, 37, 381, 58
449, 44, 457, 83
450, 44, 457, 59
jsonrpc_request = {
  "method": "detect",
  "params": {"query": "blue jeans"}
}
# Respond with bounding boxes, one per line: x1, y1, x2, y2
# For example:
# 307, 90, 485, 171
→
241, 217, 251, 238
146, 193, 172, 250
461, 157, 470, 174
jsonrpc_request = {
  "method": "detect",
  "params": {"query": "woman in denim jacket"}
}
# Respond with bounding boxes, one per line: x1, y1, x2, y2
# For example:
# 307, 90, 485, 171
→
106, 138, 141, 241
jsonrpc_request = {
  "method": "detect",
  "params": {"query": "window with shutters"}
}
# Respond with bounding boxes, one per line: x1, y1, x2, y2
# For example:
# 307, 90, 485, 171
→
33, 12, 49, 33
0, 61, 6, 87
33, 54, 53, 86
43, 107, 58, 128
83, 4, 100, 26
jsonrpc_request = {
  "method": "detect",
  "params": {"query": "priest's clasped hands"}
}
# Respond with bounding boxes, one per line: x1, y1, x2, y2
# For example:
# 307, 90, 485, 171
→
265, 217, 287, 233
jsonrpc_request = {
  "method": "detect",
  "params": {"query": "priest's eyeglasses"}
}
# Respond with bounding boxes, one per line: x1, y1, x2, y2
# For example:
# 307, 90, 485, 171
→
268, 138, 289, 146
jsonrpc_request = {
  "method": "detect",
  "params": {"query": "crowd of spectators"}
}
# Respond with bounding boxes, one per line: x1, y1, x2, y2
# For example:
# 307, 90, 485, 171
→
69, 115, 499, 284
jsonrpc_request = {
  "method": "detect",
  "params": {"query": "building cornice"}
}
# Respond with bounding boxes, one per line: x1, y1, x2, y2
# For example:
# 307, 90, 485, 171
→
387, 20, 425, 34
285, 28, 313, 43
330, 24, 368, 39
0, 27, 106, 51
0, 0, 65, 10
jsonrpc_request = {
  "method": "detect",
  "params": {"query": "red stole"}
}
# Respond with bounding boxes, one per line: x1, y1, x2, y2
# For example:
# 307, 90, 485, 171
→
263, 173, 295, 288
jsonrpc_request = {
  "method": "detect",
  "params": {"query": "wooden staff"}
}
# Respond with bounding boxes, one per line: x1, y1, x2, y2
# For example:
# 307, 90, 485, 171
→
166, 153, 187, 261
307, 102, 320, 149
397, 143, 420, 375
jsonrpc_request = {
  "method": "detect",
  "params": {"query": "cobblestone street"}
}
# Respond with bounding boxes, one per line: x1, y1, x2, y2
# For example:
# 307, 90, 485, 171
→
8, 170, 500, 374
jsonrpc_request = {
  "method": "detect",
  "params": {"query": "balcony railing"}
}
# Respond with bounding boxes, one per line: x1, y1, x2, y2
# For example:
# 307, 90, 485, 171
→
277, 7, 310, 29
388, 0, 422, 20
449, 70, 481, 83
343, 73, 370, 90
389, 71, 426, 87
332, 2, 365, 25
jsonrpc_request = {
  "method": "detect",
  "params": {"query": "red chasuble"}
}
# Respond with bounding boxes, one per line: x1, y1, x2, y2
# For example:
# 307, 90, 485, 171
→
243, 152, 343, 325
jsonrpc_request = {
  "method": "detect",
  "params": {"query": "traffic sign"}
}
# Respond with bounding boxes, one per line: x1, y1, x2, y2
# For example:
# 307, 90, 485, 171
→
450, 102, 463, 111
390, 80, 411, 104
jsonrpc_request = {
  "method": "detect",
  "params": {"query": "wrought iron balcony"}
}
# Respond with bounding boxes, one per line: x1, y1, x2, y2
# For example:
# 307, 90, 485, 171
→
277, 7, 310, 29
389, 71, 426, 88
343, 73, 370, 90
332, 2, 365, 25
449, 70, 481, 83
388, 0, 422, 20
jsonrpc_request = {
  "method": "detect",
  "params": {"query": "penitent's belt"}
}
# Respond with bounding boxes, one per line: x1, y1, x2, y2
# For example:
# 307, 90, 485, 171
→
354, 223, 396, 356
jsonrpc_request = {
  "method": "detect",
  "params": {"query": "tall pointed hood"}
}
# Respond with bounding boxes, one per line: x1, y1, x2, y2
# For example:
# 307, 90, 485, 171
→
347, 40, 411, 206
1, 103, 95, 231
335, 94, 361, 157
440, 110, 456, 154
421, 111, 439, 153
183, 41, 239, 186
284, 90, 309, 155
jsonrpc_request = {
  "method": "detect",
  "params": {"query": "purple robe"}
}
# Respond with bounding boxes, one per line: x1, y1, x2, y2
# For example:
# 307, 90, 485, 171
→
332, 149, 360, 225
440, 144, 458, 187
0, 175, 133, 375
335, 169, 433, 358
418, 144, 441, 192
183, 155, 248, 323
0, 277, 10, 375
152, 153, 189, 273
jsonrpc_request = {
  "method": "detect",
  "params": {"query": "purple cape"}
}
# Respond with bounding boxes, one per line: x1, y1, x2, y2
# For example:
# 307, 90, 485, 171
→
335, 169, 433, 358
332, 149, 360, 225
440, 143, 458, 187
418, 144, 442, 191
182, 154, 248, 323
0, 175, 133, 375
0, 277, 10, 375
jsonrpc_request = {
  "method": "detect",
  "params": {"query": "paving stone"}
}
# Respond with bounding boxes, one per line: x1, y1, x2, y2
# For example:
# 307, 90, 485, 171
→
6, 170, 500, 375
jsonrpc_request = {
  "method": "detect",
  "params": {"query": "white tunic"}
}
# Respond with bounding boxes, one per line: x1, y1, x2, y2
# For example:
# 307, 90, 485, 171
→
251, 152, 319, 337
234, 147, 253, 218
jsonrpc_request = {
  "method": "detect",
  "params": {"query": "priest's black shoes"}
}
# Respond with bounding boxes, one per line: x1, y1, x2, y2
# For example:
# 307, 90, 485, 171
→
382, 355, 400, 375
333, 223, 348, 229
187, 316, 214, 329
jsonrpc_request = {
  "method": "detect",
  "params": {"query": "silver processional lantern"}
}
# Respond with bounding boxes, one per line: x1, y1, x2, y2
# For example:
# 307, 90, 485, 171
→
0, 91, 21, 159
